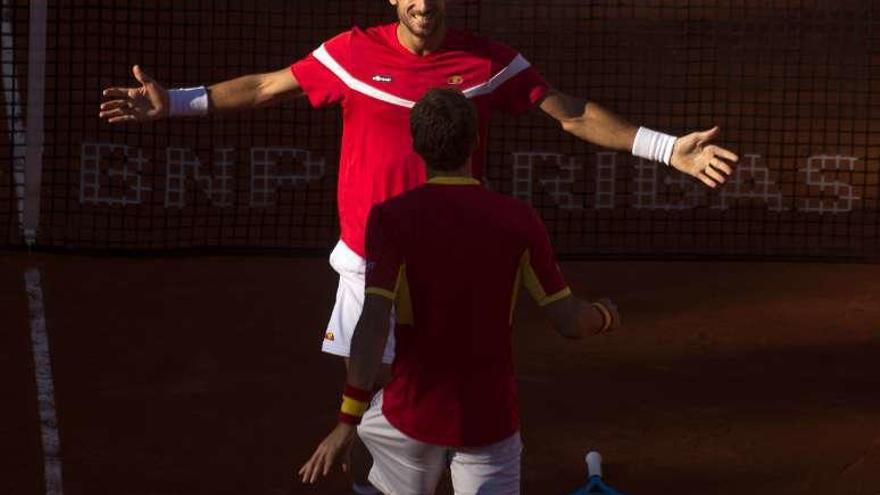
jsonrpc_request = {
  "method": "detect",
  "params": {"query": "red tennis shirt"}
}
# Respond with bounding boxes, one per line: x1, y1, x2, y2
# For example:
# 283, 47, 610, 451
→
290, 23, 549, 258
364, 177, 570, 447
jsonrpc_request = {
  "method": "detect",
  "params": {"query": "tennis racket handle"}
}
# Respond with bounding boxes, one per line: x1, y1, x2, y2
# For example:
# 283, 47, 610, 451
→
586, 451, 602, 478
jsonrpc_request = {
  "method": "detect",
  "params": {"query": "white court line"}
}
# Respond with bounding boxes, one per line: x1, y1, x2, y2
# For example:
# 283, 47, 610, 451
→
25, 268, 64, 495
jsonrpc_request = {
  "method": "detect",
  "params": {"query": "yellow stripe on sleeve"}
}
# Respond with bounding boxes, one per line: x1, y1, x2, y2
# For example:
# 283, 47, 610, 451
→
508, 264, 523, 325
394, 265, 414, 325
365, 287, 396, 300
519, 250, 546, 302
520, 250, 571, 306
538, 286, 572, 306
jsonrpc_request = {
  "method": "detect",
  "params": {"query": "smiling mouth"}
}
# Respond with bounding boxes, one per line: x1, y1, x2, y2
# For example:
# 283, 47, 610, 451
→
410, 10, 437, 24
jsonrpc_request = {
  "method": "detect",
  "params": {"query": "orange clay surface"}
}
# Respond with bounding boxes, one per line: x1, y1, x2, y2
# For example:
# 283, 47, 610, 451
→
2, 253, 879, 494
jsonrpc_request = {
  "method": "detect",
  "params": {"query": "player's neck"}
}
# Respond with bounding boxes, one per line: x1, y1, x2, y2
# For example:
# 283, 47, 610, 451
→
396, 22, 447, 56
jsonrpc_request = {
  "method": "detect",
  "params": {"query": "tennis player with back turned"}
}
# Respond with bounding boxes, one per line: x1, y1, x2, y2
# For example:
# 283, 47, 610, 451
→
299, 88, 622, 494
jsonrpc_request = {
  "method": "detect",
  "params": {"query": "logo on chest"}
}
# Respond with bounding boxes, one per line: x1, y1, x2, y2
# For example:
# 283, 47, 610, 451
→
447, 75, 464, 85
372, 74, 393, 83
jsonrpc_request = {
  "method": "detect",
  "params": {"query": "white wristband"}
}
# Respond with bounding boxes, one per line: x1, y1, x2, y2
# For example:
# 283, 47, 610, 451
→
632, 127, 677, 166
168, 86, 209, 117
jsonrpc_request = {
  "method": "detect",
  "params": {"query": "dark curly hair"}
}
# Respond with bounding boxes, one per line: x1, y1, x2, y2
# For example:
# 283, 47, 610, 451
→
410, 88, 478, 172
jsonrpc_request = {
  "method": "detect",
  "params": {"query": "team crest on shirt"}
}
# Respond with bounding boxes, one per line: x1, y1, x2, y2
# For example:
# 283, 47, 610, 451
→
372, 74, 393, 83
447, 75, 464, 85
324, 331, 335, 341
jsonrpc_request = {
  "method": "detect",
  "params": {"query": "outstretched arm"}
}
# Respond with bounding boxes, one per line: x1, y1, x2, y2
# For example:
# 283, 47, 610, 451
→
538, 89, 739, 188
538, 90, 638, 152
99, 65, 302, 123
207, 68, 304, 112
298, 294, 392, 484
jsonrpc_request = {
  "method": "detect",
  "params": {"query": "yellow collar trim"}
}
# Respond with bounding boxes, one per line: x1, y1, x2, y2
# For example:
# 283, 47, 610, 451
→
427, 176, 481, 186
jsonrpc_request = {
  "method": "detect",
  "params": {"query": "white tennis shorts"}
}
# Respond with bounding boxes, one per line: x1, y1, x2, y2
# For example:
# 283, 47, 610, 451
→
322, 241, 396, 364
358, 392, 523, 495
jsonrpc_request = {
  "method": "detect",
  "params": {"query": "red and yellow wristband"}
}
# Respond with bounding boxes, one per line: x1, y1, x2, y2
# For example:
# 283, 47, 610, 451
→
338, 384, 372, 425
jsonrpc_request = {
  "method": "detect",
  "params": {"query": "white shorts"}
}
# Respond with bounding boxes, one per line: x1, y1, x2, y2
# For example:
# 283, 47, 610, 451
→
322, 241, 396, 364
358, 392, 522, 495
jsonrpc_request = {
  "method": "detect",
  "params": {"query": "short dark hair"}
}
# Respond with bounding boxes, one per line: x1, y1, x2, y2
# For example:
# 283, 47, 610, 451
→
410, 88, 478, 172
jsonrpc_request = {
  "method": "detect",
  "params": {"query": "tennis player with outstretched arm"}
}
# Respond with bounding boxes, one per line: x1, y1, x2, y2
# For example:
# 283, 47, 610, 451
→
299, 88, 622, 494
100, 0, 737, 492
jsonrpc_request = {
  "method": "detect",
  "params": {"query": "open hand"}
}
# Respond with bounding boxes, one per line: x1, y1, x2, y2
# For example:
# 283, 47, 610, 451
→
99, 65, 168, 123
298, 422, 356, 484
670, 126, 739, 188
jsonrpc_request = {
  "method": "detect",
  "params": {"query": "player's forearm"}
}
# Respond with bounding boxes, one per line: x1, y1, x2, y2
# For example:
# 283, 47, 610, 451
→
561, 100, 638, 152
540, 90, 638, 151
207, 70, 300, 113
347, 325, 387, 392
346, 297, 392, 392
207, 75, 274, 112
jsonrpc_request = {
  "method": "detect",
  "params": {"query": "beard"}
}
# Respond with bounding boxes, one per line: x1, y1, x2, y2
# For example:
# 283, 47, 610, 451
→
399, 8, 444, 39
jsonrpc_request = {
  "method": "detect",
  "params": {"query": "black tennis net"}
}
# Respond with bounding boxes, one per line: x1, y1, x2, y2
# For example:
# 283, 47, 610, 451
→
2, 0, 878, 259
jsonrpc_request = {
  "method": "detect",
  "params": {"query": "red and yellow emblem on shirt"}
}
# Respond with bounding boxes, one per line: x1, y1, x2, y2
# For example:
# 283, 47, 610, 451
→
447, 75, 464, 85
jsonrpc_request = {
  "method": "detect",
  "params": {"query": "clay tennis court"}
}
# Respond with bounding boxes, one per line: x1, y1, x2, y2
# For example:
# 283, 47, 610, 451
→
3, 254, 879, 494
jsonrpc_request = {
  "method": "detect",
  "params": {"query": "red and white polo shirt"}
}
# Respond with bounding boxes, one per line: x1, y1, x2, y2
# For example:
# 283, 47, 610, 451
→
291, 23, 549, 257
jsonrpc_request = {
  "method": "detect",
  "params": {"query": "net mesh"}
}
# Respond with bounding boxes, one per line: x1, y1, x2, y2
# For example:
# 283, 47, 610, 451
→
2, 0, 878, 259
0, 0, 26, 248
